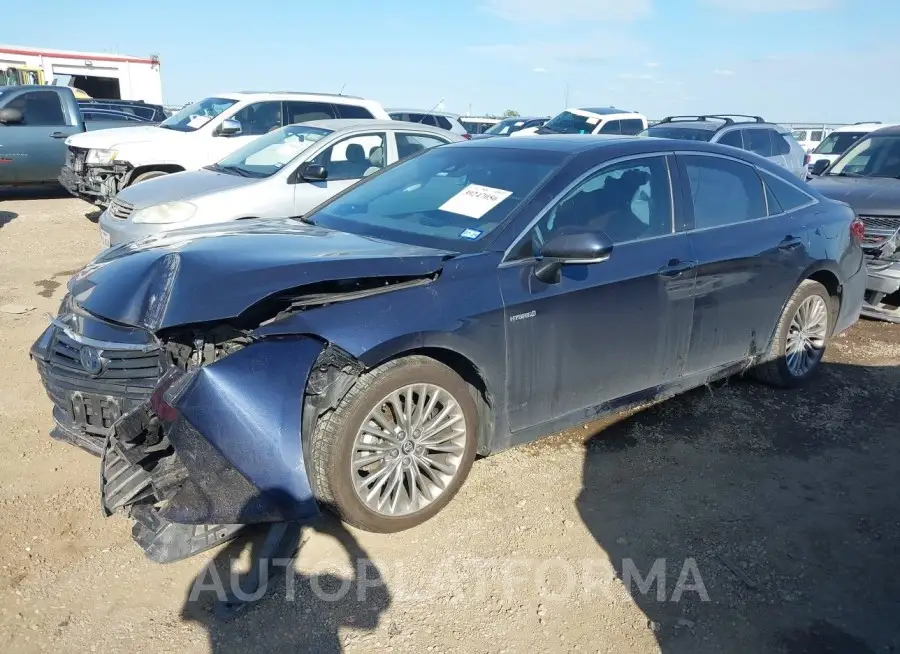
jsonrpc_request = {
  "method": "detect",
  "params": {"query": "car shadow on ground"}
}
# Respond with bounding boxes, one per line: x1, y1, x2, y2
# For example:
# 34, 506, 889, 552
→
0, 185, 70, 201
0, 210, 17, 228
181, 511, 390, 654
577, 360, 900, 653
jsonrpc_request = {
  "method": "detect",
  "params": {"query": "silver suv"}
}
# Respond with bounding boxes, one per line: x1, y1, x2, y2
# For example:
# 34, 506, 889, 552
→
640, 115, 808, 178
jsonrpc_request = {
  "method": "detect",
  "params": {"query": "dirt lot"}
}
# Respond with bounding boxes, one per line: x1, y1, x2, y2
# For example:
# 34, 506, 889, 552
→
0, 189, 898, 654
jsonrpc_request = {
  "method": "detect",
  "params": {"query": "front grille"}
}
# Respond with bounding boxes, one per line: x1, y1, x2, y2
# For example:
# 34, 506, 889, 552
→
107, 198, 134, 220
859, 215, 900, 249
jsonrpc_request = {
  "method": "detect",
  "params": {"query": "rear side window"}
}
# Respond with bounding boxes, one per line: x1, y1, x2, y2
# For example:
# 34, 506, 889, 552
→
718, 130, 743, 148
598, 120, 621, 134
396, 132, 449, 158
334, 103, 374, 119
434, 116, 453, 130
744, 129, 774, 157
681, 155, 766, 229
283, 101, 336, 124
762, 171, 814, 213
769, 130, 792, 155
619, 119, 645, 135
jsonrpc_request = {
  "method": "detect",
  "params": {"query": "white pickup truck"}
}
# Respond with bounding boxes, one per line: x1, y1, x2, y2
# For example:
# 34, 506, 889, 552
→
59, 91, 390, 206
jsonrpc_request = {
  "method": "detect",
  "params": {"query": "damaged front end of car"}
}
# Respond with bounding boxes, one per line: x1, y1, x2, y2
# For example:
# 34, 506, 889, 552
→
861, 215, 900, 322
59, 146, 131, 207
31, 224, 450, 562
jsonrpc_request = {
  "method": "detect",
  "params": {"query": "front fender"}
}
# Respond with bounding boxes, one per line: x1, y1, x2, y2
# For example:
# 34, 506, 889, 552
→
160, 336, 325, 524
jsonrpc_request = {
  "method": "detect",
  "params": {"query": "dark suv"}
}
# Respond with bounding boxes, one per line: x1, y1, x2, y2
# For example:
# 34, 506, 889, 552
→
77, 99, 167, 122
32, 135, 865, 562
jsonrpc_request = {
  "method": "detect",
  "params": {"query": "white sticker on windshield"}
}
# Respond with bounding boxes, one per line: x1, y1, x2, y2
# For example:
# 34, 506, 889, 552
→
439, 184, 513, 219
586, 116, 600, 125
514, 121, 524, 127
187, 115, 211, 129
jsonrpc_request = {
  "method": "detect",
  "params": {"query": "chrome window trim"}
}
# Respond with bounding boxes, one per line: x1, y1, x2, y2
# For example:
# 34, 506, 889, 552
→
500, 152, 677, 265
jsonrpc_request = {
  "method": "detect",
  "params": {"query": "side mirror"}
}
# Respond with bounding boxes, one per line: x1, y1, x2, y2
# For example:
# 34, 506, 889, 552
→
297, 162, 328, 182
217, 118, 242, 136
0, 107, 24, 125
810, 159, 830, 176
534, 230, 613, 283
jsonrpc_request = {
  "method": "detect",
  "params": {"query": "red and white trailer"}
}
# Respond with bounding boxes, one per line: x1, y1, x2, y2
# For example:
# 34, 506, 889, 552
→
0, 44, 162, 103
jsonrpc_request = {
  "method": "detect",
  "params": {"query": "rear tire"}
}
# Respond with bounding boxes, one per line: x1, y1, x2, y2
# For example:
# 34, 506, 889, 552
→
129, 170, 168, 186
309, 356, 478, 533
751, 279, 832, 388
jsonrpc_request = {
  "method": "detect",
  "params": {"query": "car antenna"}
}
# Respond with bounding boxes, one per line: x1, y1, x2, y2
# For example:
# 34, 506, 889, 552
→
337, 83, 346, 96
421, 98, 445, 123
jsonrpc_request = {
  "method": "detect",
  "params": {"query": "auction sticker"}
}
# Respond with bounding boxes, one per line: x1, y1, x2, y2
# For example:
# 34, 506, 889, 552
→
440, 184, 513, 219
459, 228, 483, 240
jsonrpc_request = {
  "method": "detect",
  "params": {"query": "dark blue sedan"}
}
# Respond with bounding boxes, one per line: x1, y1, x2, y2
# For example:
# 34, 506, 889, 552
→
31, 135, 866, 561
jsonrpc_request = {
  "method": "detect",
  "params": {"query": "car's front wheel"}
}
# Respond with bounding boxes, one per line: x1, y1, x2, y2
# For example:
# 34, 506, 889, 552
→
752, 279, 833, 387
309, 356, 478, 532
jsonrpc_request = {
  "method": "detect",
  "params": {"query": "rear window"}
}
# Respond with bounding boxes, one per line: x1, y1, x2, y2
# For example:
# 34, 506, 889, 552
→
334, 104, 374, 119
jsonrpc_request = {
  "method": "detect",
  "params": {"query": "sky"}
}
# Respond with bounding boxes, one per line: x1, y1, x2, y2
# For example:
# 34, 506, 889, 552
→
7, 0, 900, 122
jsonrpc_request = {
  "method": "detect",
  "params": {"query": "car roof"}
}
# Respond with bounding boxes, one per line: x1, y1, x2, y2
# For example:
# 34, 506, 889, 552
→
448, 134, 647, 153
868, 124, 900, 137
578, 106, 635, 115
387, 108, 460, 119
833, 122, 896, 133
214, 91, 371, 103
498, 115, 548, 121
300, 118, 457, 134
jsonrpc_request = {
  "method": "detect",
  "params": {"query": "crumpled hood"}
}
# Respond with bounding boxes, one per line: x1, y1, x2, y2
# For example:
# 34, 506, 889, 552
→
809, 176, 900, 215
66, 125, 182, 149
68, 219, 452, 331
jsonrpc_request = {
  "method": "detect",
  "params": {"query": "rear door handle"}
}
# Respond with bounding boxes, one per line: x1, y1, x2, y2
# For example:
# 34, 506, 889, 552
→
778, 236, 804, 251
49, 132, 68, 139
658, 259, 696, 278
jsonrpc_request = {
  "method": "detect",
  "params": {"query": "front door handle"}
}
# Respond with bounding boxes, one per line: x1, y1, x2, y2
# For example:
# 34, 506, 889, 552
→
658, 259, 696, 278
778, 236, 804, 251
49, 132, 68, 139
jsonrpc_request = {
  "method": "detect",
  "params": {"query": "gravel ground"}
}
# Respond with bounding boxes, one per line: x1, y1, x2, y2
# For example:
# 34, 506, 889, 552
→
0, 188, 898, 653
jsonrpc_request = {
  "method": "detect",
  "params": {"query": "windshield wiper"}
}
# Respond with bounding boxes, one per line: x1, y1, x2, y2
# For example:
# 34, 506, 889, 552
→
540, 124, 559, 133
217, 164, 258, 178
833, 171, 862, 177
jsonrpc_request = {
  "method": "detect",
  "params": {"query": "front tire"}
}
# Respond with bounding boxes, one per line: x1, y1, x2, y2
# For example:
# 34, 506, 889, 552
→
309, 356, 478, 532
751, 279, 832, 388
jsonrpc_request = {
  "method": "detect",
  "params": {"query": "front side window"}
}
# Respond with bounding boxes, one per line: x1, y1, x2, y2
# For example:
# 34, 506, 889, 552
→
309, 132, 387, 181
827, 135, 900, 178
542, 110, 600, 135
523, 155, 673, 256
213, 124, 332, 177
682, 155, 766, 229
159, 96, 237, 132
6, 90, 66, 126
283, 101, 336, 124
813, 131, 866, 156
230, 101, 283, 136
307, 145, 565, 251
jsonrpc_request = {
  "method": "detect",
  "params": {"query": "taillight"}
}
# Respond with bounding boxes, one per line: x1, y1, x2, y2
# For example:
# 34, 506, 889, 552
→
804, 154, 811, 167
462, 133, 472, 140
850, 216, 865, 241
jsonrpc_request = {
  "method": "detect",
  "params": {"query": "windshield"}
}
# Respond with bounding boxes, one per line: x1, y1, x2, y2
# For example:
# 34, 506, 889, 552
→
485, 118, 528, 136
638, 125, 716, 141
813, 131, 867, 156
828, 135, 900, 178
212, 124, 332, 177
159, 97, 238, 132
306, 145, 566, 251
541, 110, 604, 135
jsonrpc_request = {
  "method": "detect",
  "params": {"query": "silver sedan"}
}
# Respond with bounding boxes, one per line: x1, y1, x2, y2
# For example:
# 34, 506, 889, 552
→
98, 119, 461, 248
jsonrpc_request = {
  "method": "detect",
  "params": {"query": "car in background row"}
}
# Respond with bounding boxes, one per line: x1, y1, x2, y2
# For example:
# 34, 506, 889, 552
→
31, 134, 864, 561
512, 107, 647, 137
77, 99, 168, 122
806, 122, 894, 174
458, 116, 499, 134
472, 116, 549, 139
61, 91, 391, 206
80, 108, 158, 125
791, 127, 830, 153
639, 115, 807, 178
809, 125, 900, 322
98, 119, 461, 247
387, 109, 469, 138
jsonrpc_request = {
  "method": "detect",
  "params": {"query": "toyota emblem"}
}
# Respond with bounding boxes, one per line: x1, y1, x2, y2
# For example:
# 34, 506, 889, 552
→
79, 346, 103, 375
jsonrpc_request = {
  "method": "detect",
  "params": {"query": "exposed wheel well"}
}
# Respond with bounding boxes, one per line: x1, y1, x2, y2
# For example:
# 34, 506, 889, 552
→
383, 347, 494, 455
807, 270, 841, 332
126, 164, 185, 185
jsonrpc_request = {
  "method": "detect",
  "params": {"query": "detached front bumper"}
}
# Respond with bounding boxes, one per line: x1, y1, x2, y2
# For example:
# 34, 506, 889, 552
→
862, 258, 900, 323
